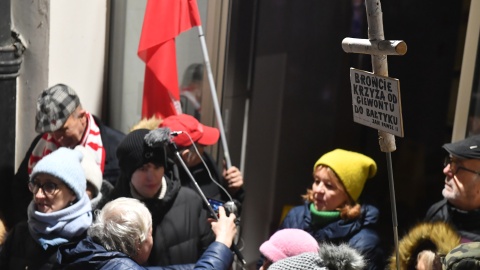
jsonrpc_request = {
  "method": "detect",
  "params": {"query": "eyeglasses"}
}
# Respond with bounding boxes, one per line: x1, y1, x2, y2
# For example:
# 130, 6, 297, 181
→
443, 156, 480, 176
28, 181, 61, 196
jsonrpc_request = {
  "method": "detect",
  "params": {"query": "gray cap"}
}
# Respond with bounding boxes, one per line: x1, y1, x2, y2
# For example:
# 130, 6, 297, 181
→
35, 84, 80, 133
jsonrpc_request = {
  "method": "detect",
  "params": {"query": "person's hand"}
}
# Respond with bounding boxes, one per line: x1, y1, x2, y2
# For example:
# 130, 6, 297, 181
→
211, 206, 237, 248
223, 166, 243, 194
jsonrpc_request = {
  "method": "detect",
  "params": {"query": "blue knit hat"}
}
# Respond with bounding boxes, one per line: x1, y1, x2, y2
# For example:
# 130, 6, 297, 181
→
30, 147, 86, 199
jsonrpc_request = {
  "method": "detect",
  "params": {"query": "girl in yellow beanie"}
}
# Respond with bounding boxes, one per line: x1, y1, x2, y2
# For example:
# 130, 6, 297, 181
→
278, 148, 384, 270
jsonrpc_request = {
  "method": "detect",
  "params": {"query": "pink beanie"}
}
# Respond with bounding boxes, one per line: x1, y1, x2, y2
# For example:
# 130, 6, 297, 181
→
259, 229, 319, 263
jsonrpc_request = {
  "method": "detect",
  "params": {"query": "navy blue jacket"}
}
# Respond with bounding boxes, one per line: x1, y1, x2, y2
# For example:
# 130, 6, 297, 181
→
56, 237, 233, 270
280, 203, 384, 270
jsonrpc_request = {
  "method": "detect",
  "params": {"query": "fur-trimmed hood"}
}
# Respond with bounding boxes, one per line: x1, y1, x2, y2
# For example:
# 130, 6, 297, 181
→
389, 221, 461, 270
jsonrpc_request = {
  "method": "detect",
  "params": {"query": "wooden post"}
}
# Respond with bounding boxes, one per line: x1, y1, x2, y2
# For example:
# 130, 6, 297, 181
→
342, 0, 406, 269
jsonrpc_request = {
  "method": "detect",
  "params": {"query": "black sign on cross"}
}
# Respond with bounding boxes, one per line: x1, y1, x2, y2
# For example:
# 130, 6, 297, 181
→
341, 1, 407, 269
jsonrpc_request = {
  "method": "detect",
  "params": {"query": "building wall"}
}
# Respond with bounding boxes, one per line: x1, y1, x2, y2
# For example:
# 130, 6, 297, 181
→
12, 0, 108, 169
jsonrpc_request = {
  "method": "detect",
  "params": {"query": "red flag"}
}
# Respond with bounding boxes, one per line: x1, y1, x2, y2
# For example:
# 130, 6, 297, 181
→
138, 0, 201, 119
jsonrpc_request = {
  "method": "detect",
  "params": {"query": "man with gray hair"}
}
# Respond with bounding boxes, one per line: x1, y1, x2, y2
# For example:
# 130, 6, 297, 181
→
8, 83, 124, 228
56, 197, 237, 269
425, 134, 480, 241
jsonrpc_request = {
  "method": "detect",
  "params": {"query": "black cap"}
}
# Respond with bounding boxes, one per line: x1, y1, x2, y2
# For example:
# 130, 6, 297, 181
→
116, 129, 166, 178
443, 135, 480, 159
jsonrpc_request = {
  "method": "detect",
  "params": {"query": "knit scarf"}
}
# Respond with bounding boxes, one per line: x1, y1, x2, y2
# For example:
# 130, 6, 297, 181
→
28, 112, 105, 174
309, 203, 341, 227
27, 194, 93, 250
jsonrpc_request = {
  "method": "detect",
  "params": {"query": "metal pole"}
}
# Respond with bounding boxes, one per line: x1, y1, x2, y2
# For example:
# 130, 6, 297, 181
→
365, 0, 400, 268
196, 25, 232, 168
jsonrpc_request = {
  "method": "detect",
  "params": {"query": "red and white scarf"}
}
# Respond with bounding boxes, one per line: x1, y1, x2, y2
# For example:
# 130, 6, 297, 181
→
28, 112, 105, 174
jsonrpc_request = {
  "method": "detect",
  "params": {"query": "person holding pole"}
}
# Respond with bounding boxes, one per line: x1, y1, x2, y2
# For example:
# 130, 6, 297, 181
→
159, 114, 245, 211
425, 134, 480, 241
277, 149, 385, 270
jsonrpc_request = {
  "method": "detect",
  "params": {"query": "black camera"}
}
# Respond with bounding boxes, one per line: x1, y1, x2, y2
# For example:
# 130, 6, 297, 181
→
207, 198, 238, 218
208, 198, 227, 218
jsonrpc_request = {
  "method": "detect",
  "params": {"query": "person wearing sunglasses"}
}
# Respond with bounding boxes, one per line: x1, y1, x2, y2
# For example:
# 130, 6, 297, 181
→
425, 135, 480, 242
0, 147, 92, 269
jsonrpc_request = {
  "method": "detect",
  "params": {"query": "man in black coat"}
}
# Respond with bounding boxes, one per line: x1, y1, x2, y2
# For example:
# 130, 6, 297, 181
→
425, 134, 480, 241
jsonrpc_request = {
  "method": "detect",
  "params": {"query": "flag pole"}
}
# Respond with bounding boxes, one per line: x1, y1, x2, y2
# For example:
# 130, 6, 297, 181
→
196, 25, 233, 168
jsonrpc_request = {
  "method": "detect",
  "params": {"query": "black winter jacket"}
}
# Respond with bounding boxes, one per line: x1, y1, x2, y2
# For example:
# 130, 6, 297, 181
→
425, 198, 480, 241
108, 171, 216, 266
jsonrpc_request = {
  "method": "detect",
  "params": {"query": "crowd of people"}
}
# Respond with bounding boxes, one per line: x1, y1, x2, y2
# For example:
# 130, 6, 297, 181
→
1, 82, 480, 270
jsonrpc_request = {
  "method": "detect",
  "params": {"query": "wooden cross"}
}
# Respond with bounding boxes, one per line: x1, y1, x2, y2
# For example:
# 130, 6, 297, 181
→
343, 0, 406, 153
342, 1, 406, 269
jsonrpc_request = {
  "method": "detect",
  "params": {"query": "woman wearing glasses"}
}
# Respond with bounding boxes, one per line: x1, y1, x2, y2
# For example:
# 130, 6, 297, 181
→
0, 147, 92, 269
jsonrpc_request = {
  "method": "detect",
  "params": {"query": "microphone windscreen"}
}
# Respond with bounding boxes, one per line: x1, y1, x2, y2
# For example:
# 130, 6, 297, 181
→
144, 127, 172, 148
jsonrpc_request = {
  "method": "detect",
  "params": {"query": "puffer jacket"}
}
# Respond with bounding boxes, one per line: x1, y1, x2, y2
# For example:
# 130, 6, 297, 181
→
389, 221, 461, 270
426, 199, 480, 242
443, 242, 480, 270
56, 237, 233, 270
280, 202, 384, 270
108, 171, 215, 266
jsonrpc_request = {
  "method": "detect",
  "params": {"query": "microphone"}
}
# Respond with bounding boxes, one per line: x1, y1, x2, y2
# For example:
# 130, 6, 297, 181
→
144, 127, 174, 147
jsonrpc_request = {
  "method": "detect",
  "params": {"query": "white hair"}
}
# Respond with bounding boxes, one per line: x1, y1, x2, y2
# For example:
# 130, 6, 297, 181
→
88, 197, 152, 257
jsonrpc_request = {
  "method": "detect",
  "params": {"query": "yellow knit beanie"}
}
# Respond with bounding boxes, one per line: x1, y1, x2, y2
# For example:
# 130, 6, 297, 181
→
313, 149, 377, 201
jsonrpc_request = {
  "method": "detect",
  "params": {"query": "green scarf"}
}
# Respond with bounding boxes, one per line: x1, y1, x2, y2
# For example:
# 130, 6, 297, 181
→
309, 203, 340, 227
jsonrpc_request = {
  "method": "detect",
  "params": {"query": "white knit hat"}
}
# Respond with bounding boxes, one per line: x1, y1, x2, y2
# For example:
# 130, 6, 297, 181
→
74, 146, 103, 197
30, 147, 86, 199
